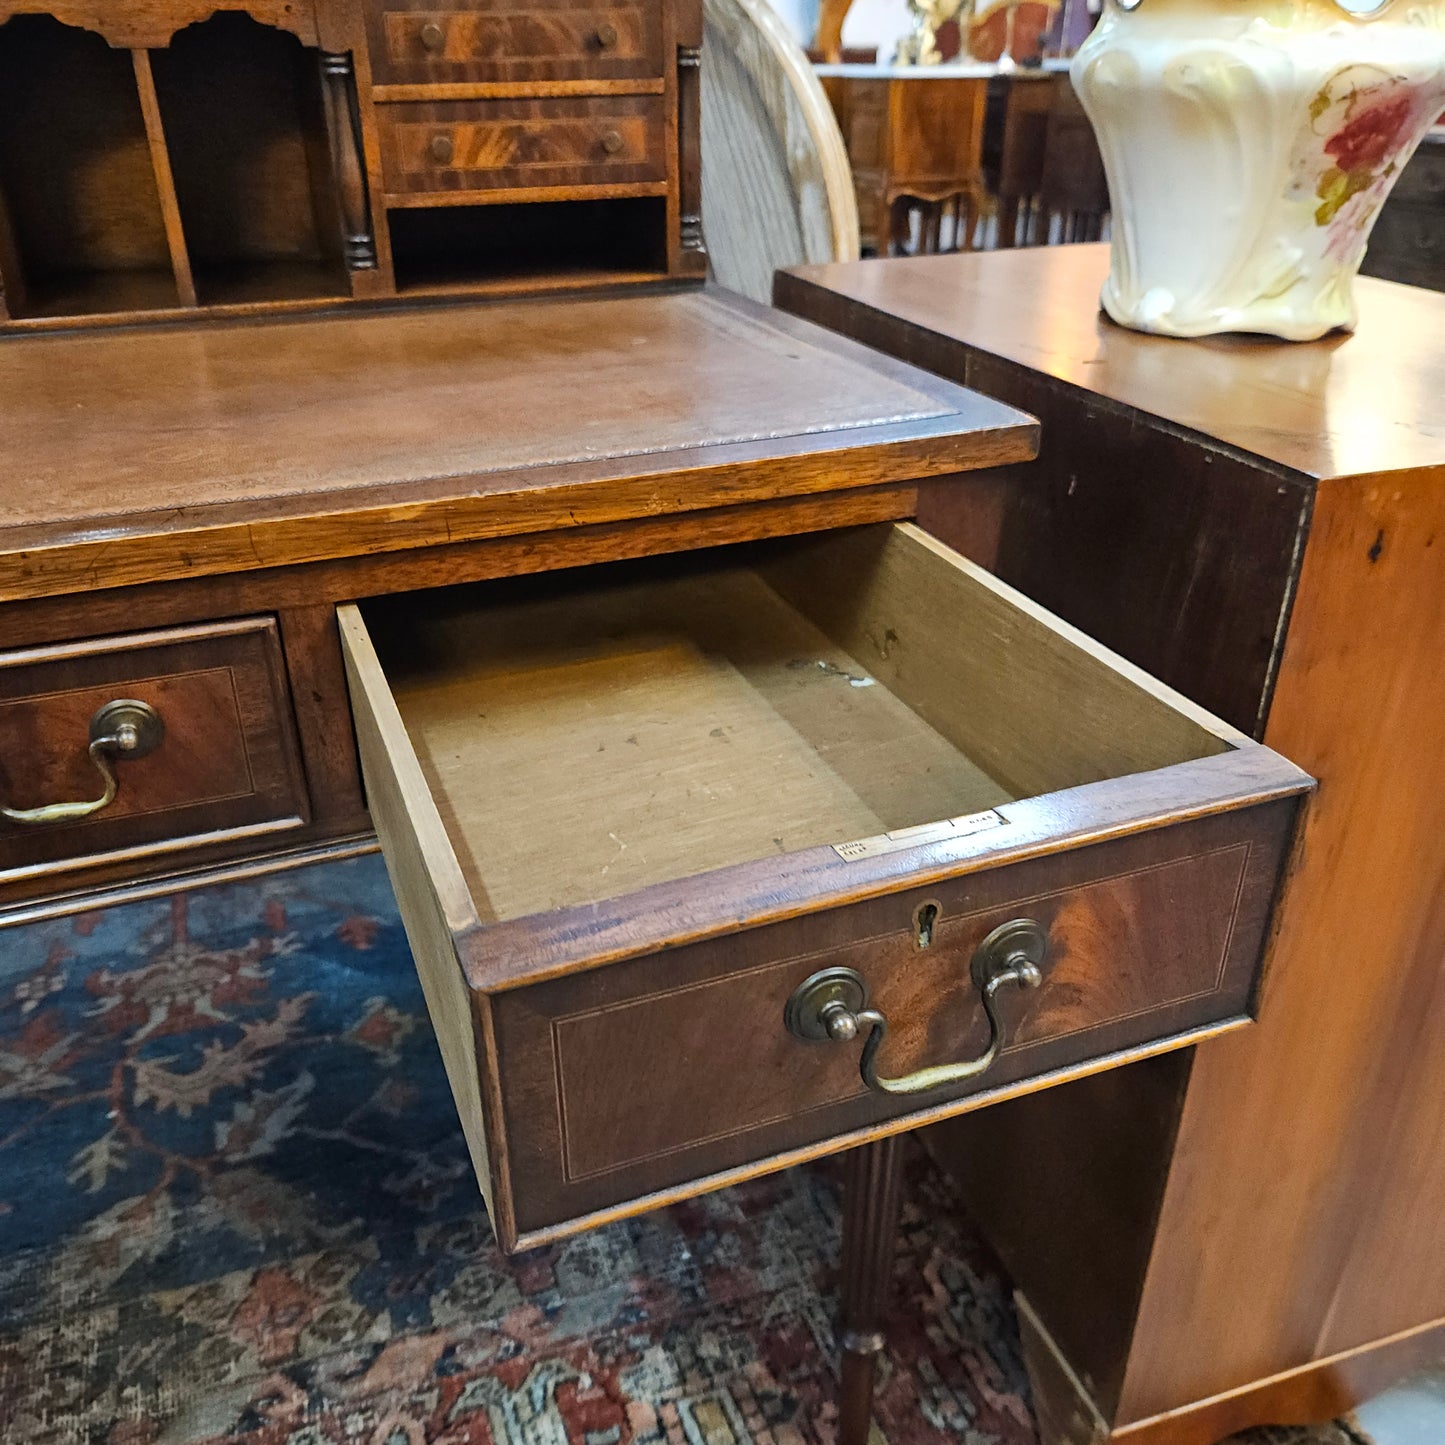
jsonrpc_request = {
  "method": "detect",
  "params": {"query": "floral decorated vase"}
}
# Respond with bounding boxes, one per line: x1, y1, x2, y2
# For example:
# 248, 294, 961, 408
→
1072, 0, 1445, 340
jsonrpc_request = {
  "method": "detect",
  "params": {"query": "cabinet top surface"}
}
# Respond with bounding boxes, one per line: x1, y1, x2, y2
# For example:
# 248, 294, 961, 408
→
0, 288, 1035, 603
782, 245, 1445, 483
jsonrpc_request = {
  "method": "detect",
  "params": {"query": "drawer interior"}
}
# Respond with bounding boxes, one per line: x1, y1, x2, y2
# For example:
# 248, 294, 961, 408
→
356, 524, 1231, 924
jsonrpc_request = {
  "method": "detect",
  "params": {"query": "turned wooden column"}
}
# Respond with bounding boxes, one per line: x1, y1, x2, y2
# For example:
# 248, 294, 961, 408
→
319, 51, 377, 274
838, 1136, 906, 1445
675, 32, 707, 275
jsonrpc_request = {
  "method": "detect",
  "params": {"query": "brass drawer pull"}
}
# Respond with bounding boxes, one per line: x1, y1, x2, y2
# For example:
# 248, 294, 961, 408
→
428, 132, 455, 165
1, 699, 163, 826
784, 918, 1045, 1096
600, 128, 624, 155
595, 21, 619, 46
419, 20, 446, 52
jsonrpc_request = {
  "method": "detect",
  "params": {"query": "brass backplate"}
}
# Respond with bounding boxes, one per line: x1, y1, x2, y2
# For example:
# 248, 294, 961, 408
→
784, 966, 869, 1041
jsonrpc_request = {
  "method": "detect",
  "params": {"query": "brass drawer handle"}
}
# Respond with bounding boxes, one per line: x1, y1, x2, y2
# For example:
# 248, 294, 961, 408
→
784, 918, 1045, 1096
1, 699, 164, 826
600, 128, 624, 155
419, 20, 446, 52
429, 132, 455, 164
595, 20, 618, 46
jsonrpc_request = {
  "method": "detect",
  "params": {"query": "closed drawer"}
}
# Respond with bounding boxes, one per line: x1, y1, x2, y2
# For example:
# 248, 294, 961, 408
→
367, 0, 664, 86
377, 96, 667, 196
0, 618, 308, 883
339, 524, 1309, 1251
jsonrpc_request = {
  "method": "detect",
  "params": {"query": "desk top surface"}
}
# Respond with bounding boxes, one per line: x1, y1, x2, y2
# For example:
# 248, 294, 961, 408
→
0, 287, 1035, 604
780, 245, 1445, 484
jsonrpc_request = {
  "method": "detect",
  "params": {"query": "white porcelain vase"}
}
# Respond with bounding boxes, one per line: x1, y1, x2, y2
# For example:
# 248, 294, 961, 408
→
1072, 0, 1445, 339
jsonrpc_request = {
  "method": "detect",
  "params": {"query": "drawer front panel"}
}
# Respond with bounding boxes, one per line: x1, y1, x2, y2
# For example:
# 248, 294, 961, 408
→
494, 804, 1293, 1238
377, 96, 667, 194
0, 619, 307, 879
371, 2, 664, 84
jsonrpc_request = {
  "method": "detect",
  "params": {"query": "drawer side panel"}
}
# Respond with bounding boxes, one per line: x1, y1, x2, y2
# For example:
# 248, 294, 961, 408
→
338, 606, 500, 1223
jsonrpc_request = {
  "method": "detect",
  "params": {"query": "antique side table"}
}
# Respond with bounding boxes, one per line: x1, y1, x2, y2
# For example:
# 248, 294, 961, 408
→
813, 63, 995, 254
777, 244, 1445, 1444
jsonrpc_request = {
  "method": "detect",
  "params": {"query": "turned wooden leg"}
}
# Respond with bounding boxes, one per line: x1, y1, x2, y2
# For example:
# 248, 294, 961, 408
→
838, 1135, 906, 1445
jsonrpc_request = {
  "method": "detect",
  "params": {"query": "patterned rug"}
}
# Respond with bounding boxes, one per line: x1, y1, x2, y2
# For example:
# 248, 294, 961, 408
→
0, 852, 1366, 1445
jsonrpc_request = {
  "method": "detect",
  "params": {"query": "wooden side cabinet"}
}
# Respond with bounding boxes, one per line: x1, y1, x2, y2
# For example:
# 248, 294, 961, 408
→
815, 66, 990, 254
776, 245, 1445, 1445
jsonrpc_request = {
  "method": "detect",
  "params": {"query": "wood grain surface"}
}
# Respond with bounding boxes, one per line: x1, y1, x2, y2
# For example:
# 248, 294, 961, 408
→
1113, 464, 1445, 1423
0, 488, 919, 906
0, 289, 1036, 602
377, 94, 667, 195
490, 802, 1296, 1240
367, 0, 665, 85
353, 522, 1305, 989
779, 248, 1445, 1441
0, 0, 322, 48
0, 618, 308, 885
778, 245, 1445, 480
339, 602, 501, 1223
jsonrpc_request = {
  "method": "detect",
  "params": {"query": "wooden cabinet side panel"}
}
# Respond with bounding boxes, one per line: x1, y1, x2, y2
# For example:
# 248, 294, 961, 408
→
1116, 472, 1445, 1420
771, 275, 1313, 737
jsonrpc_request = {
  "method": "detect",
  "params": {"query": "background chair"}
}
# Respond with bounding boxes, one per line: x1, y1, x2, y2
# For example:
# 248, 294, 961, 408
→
701, 0, 860, 303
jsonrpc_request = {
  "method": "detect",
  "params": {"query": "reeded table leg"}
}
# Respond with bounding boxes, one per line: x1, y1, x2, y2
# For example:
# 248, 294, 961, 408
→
838, 1134, 906, 1445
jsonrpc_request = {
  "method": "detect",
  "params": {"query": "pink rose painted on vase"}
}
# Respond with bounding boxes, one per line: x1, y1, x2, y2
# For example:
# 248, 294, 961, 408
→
1300, 70, 1432, 271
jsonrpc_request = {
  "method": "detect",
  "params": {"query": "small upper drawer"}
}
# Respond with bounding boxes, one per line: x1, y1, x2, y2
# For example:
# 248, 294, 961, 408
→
376, 96, 667, 197
367, 0, 665, 86
0, 618, 308, 884
339, 524, 1310, 1251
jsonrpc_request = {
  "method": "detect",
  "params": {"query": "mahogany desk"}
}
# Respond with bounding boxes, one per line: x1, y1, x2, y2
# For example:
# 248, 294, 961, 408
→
776, 245, 1445, 1444
0, 285, 1309, 1442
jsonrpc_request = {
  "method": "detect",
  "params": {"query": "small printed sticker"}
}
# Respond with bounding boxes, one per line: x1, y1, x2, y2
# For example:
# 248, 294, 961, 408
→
832, 809, 1008, 861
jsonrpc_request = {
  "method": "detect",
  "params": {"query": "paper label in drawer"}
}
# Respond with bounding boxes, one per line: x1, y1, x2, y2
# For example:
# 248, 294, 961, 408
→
832, 809, 1007, 861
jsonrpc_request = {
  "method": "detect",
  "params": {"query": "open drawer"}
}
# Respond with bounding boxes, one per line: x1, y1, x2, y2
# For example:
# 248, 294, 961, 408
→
339, 523, 1310, 1251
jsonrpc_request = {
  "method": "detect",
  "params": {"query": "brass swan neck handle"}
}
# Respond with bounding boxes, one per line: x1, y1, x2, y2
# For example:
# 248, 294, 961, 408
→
1, 699, 164, 826
784, 918, 1046, 1096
